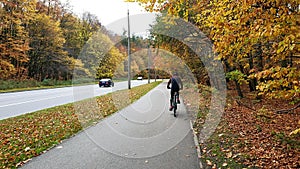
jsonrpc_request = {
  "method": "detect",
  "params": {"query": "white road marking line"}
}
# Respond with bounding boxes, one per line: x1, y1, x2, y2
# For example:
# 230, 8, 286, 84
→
0, 94, 73, 108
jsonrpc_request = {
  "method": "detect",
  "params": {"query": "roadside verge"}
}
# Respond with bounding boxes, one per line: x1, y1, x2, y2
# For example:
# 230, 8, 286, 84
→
0, 82, 161, 168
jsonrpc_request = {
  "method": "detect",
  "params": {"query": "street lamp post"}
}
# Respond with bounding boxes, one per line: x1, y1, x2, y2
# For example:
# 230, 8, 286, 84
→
127, 9, 131, 89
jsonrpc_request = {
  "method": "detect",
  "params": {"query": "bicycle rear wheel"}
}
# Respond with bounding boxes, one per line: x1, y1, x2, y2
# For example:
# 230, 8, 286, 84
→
173, 94, 177, 117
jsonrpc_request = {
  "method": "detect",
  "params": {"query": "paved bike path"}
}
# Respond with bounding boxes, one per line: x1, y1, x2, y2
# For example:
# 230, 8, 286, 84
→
20, 82, 200, 169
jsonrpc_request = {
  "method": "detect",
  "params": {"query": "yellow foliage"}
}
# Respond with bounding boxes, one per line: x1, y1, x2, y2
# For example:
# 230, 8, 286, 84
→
130, 0, 300, 100
290, 128, 300, 136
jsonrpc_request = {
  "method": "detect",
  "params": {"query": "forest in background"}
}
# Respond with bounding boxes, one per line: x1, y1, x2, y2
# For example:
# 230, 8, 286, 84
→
1, 0, 95, 81
0, 0, 157, 87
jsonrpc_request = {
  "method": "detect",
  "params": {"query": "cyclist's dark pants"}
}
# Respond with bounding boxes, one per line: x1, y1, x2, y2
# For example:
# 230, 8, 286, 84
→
170, 90, 179, 106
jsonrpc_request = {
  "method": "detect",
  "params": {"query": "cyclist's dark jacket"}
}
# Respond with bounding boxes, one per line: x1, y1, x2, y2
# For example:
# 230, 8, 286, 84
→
167, 76, 182, 91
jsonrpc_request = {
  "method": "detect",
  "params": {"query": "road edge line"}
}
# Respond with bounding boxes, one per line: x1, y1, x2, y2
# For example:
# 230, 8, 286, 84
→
190, 120, 203, 169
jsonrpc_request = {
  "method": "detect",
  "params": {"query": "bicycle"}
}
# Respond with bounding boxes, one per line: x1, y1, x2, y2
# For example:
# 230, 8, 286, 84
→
172, 91, 179, 117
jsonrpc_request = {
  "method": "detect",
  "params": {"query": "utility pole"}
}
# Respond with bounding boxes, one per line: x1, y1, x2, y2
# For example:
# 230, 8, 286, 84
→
127, 9, 131, 89
148, 47, 151, 84
154, 66, 157, 82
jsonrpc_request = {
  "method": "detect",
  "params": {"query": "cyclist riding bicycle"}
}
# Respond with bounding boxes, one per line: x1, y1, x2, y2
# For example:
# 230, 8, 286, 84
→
167, 72, 183, 111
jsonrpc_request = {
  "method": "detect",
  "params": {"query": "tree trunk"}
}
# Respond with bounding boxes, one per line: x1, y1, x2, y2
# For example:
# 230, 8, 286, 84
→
248, 53, 257, 91
281, 59, 287, 67
289, 53, 293, 67
257, 43, 263, 72
249, 79, 257, 92
223, 59, 233, 89
235, 79, 243, 98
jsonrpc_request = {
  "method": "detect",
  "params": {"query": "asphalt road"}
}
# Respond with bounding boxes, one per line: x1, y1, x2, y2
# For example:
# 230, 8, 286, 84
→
0, 80, 150, 120
20, 82, 200, 169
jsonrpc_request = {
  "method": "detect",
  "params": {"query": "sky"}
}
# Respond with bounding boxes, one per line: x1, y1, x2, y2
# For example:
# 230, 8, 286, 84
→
63, 0, 157, 36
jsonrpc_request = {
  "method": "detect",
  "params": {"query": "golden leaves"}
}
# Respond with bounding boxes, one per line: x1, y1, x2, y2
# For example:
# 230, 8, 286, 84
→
255, 67, 300, 100
289, 128, 300, 136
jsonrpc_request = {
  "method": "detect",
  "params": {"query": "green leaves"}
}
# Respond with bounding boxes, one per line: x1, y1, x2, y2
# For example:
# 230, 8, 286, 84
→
226, 70, 248, 85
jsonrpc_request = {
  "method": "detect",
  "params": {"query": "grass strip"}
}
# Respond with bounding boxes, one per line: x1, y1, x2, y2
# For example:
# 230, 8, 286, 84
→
0, 81, 161, 168
0, 82, 96, 93
0, 79, 94, 92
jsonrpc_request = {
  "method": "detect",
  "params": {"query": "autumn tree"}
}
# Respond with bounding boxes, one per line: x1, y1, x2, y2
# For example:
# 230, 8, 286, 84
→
0, 0, 105, 81
145, 13, 208, 84
0, 0, 36, 79
60, 13, 84, 59
36, 0, 64, 20
128, 0, 300, 101
28, 13, 69, 80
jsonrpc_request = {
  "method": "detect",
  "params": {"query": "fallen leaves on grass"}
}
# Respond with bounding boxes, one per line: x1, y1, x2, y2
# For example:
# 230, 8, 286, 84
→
0, 82, 161, 168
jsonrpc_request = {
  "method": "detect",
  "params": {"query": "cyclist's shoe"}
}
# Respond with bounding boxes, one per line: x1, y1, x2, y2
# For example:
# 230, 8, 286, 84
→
169, 106, 173, 111
177, 99, 180, 104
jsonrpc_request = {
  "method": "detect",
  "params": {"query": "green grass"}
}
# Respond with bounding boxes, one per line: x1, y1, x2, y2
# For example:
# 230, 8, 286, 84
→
0, 81, 161, 168
271, 132, 300, 150
0, 78, 95, 93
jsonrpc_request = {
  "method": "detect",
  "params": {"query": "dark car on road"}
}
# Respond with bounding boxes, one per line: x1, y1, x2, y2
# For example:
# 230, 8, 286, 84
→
99, 78, 114, 87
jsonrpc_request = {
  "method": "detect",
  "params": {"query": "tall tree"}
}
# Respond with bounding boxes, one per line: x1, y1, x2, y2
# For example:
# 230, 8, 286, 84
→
28, 13, 68, 80
81, 12, 101, 43
0, 0, 35, 79
36, 0, 63, 20
147, 13, 207, 84
60, 13, 84, 59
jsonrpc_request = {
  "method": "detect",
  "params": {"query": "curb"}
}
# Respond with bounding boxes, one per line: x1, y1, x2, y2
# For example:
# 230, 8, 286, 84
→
190, 120, 203, 169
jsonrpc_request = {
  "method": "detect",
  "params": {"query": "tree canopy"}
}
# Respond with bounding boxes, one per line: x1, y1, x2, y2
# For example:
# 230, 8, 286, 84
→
127, 0, 300, 101
0, 0, 131, 81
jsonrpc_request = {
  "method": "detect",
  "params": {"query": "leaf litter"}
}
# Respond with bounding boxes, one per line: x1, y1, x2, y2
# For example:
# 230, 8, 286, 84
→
189, 85, 299, 168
